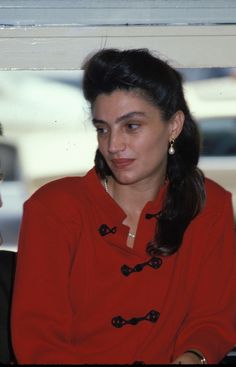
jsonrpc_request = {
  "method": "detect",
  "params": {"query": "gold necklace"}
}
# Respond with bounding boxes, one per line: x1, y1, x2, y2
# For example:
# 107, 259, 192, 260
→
104, 178, 136, 239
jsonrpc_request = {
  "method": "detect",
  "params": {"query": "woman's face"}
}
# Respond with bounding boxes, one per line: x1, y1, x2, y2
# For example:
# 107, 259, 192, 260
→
92, 89, 182, 186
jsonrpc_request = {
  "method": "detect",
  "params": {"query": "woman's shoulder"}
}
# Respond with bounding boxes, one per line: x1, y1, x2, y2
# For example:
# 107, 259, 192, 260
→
204, 177, 232, 212
205, 177, 231, 196
25, 173, 91, 216
32, 176, 85, 199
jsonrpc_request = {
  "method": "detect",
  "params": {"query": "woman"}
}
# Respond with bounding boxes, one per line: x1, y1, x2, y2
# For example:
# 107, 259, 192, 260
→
11, 49, 236, 364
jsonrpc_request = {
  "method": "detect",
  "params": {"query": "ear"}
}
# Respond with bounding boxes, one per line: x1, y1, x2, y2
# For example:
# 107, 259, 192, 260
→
168, 111, 185, 140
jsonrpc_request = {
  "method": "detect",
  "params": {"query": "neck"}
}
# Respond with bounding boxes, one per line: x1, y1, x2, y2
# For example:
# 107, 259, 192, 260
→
107, 174, 166, 216
103, 174, 166, 246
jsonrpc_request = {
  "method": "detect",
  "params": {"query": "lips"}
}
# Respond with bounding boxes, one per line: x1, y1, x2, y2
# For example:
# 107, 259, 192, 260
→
111, 158, 135, 168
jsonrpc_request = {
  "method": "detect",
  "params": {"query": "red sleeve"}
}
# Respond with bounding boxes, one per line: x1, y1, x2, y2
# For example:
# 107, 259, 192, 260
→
173, 192, 236, 364
11, 196, 82, 364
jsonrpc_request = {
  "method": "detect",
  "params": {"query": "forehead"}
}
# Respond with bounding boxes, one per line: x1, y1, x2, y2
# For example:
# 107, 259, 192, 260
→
93, 89, 160, 119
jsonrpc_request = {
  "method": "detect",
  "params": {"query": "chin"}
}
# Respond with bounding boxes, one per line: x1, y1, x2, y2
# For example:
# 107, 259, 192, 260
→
112, 171, 140, 185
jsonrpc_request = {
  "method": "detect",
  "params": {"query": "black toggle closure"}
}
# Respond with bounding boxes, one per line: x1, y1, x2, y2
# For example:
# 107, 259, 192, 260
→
98, 224, 117, 236
145, 211, 161, 220
121, 257, 162, 276
112, 309, 160, 328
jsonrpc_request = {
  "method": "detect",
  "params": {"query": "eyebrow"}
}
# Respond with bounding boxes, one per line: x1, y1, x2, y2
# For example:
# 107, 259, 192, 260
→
92, 111, 146, 125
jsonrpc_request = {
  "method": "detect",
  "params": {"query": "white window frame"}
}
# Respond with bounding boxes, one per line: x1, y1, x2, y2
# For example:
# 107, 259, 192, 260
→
0, 25, 236, 70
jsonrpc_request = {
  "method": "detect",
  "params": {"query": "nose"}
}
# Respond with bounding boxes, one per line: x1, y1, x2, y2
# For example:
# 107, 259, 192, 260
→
108, 131, 126, 154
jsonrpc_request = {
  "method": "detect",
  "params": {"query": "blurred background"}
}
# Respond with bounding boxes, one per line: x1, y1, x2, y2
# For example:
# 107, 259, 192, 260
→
0, 67, 236, 251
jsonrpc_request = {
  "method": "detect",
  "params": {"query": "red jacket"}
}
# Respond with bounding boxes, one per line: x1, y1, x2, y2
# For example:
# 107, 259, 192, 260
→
11, 168, 236, 364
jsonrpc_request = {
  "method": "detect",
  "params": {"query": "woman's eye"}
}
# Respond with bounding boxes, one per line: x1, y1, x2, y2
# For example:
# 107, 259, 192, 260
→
127, 123, 140, 131
95, 126, 108, 135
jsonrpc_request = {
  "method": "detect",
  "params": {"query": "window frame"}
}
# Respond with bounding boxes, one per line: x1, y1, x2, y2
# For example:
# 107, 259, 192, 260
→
0, 25, 236, 70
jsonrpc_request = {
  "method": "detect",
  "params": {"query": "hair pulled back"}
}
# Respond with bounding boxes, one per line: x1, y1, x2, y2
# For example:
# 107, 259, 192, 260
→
82, 48, 205, 256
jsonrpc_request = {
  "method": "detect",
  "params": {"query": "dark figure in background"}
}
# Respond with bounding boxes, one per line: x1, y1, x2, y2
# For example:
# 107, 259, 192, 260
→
0, 123, 17, 364
0, 250, 16, 364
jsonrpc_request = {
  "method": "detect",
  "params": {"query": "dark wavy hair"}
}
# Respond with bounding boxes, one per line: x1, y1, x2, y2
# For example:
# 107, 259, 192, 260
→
82, 48, 205, 256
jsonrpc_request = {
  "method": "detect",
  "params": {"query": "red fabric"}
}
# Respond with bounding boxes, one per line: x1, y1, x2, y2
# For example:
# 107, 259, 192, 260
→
11, 168, 236, 364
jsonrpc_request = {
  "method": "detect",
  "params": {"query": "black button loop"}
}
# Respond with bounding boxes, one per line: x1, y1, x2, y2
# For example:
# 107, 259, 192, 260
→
112, 309, 160, 328
98, 224, 117, 236
145, 211, 161, 220
121, 257, 162, 276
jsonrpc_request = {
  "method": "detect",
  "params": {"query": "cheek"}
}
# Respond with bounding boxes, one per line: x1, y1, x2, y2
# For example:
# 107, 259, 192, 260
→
137, 131, 169, 157
97, 137, 108, 156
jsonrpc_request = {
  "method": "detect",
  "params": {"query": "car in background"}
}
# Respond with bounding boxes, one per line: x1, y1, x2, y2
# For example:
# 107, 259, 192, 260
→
184, 76, 236, 217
